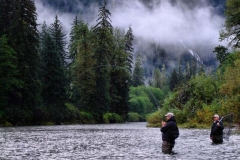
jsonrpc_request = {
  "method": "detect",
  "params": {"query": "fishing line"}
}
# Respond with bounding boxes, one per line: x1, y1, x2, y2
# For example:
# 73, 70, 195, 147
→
220, 113, 234, 141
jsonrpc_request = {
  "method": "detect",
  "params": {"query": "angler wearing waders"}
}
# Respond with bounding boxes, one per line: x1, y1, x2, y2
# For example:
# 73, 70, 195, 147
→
210, 114, 224, 143
160, 112, 179, 153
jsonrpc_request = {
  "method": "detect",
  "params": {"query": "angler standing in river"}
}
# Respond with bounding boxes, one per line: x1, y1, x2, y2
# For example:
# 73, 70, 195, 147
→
160, 112, 179, 154
210, 114, 224, 143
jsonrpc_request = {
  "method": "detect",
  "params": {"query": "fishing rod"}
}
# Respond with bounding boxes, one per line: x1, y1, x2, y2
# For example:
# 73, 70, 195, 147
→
219, 113, 234, 140
218, 113, 233, 123
218, 116, 224, 123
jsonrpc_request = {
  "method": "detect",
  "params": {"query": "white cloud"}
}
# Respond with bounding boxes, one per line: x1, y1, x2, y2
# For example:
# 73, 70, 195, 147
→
110, 0, 225, 59
35, 0, 226, 61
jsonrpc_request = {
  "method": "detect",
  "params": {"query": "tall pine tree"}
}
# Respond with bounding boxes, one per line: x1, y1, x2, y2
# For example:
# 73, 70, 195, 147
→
40, 33, 66, 123
92, 1, 113, 121
124, 25, 134, 74
39, 16, 68, 123
73, 21, 96, 112
109, 28, 130, 119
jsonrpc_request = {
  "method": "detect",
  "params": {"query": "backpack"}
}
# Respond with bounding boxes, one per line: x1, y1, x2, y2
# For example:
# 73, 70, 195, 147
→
172, 126, 180, 139
168, 126, 180, 139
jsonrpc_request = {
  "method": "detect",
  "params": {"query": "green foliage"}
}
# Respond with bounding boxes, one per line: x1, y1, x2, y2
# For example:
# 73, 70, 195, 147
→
217, 51, 239, 74
213, 45, 230, 64
159, 64, 168, 89
109, 28, 131, 119
65, 103, 80, 123
148, 73, 221, 125
0, 35, 19, 108
146, 109, 162, 127
65, 103, 95, 124
169, 68, 178, 91
129, 86, 165, 116
0, 120, 13, 127
91, 3, 113, 120
103, 112, 122, 123
124, 26, 134, 73
219, 52, 240, 123
38, 16, 68, 125
127, 112, 139, 122
0, 0, 41, 125
41, 34, 65, 106
79, 111, 95, 124
152, 68, 161, 88
48, 15, 68, 65
69, 20, 96, 111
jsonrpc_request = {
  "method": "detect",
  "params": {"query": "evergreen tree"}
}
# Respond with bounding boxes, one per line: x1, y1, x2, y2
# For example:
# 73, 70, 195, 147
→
73, 21, 96, 112
92, 1, 113, 121
68, 16, 80, 63
39, 21, 48, 49
40, 33, 66, 123
109, 28, 130, 119
213, 45, 230, 64
48, 15, 68, 107
132, 53, 144, 87
152, 64, 168, 89
169, 68, 178, 91
68, 16, 81, 103
0, 35, 20, 121
1, 0, 41, 125
190, 59, 197, 78
159, 63, 168, 89
177, 58, 183, 84
48, 15, 68, 66
124, 25, 134, 73
153, 68, 161, 88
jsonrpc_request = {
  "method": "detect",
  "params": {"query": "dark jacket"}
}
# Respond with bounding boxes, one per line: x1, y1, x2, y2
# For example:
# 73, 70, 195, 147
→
160, 116, 177, 143
210, 120, 224, 137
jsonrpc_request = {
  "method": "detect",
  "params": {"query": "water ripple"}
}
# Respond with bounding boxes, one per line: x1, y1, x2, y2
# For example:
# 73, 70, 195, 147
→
0, 122, 239, 159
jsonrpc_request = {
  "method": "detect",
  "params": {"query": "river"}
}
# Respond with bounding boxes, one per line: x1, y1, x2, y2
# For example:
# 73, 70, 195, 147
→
0, 122, 239, 160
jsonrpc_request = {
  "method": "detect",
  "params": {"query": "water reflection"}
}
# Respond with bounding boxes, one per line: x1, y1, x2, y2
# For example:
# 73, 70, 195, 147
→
0, 122, 239, 159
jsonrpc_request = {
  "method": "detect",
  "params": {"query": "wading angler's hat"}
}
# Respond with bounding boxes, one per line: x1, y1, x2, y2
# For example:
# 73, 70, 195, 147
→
165, 112, 174, 117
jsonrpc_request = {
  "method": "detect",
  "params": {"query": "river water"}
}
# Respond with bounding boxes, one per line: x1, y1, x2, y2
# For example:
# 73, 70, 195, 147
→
0, 122, 239, 160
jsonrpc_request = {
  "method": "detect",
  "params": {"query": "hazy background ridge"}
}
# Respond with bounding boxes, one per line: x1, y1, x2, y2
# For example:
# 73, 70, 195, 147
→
36, 0, 227, 76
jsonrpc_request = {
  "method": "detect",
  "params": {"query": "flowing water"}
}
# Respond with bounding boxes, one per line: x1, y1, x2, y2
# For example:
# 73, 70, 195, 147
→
0, 122, 239, 160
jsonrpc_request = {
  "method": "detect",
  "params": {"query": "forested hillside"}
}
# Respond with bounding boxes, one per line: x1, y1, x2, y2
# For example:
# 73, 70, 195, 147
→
38, 0, 226, 78
1, 0, 240, 127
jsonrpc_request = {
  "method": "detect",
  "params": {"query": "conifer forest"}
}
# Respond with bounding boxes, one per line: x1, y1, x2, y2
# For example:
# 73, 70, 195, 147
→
0, 0, 240, 127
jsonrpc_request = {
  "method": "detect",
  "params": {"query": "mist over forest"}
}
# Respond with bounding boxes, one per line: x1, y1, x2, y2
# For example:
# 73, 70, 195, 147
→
36, 0, 226, 78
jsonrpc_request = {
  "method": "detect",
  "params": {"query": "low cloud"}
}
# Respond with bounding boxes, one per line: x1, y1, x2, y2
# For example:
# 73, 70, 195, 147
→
110, 0, 225, 60
36, 0, 226, 63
